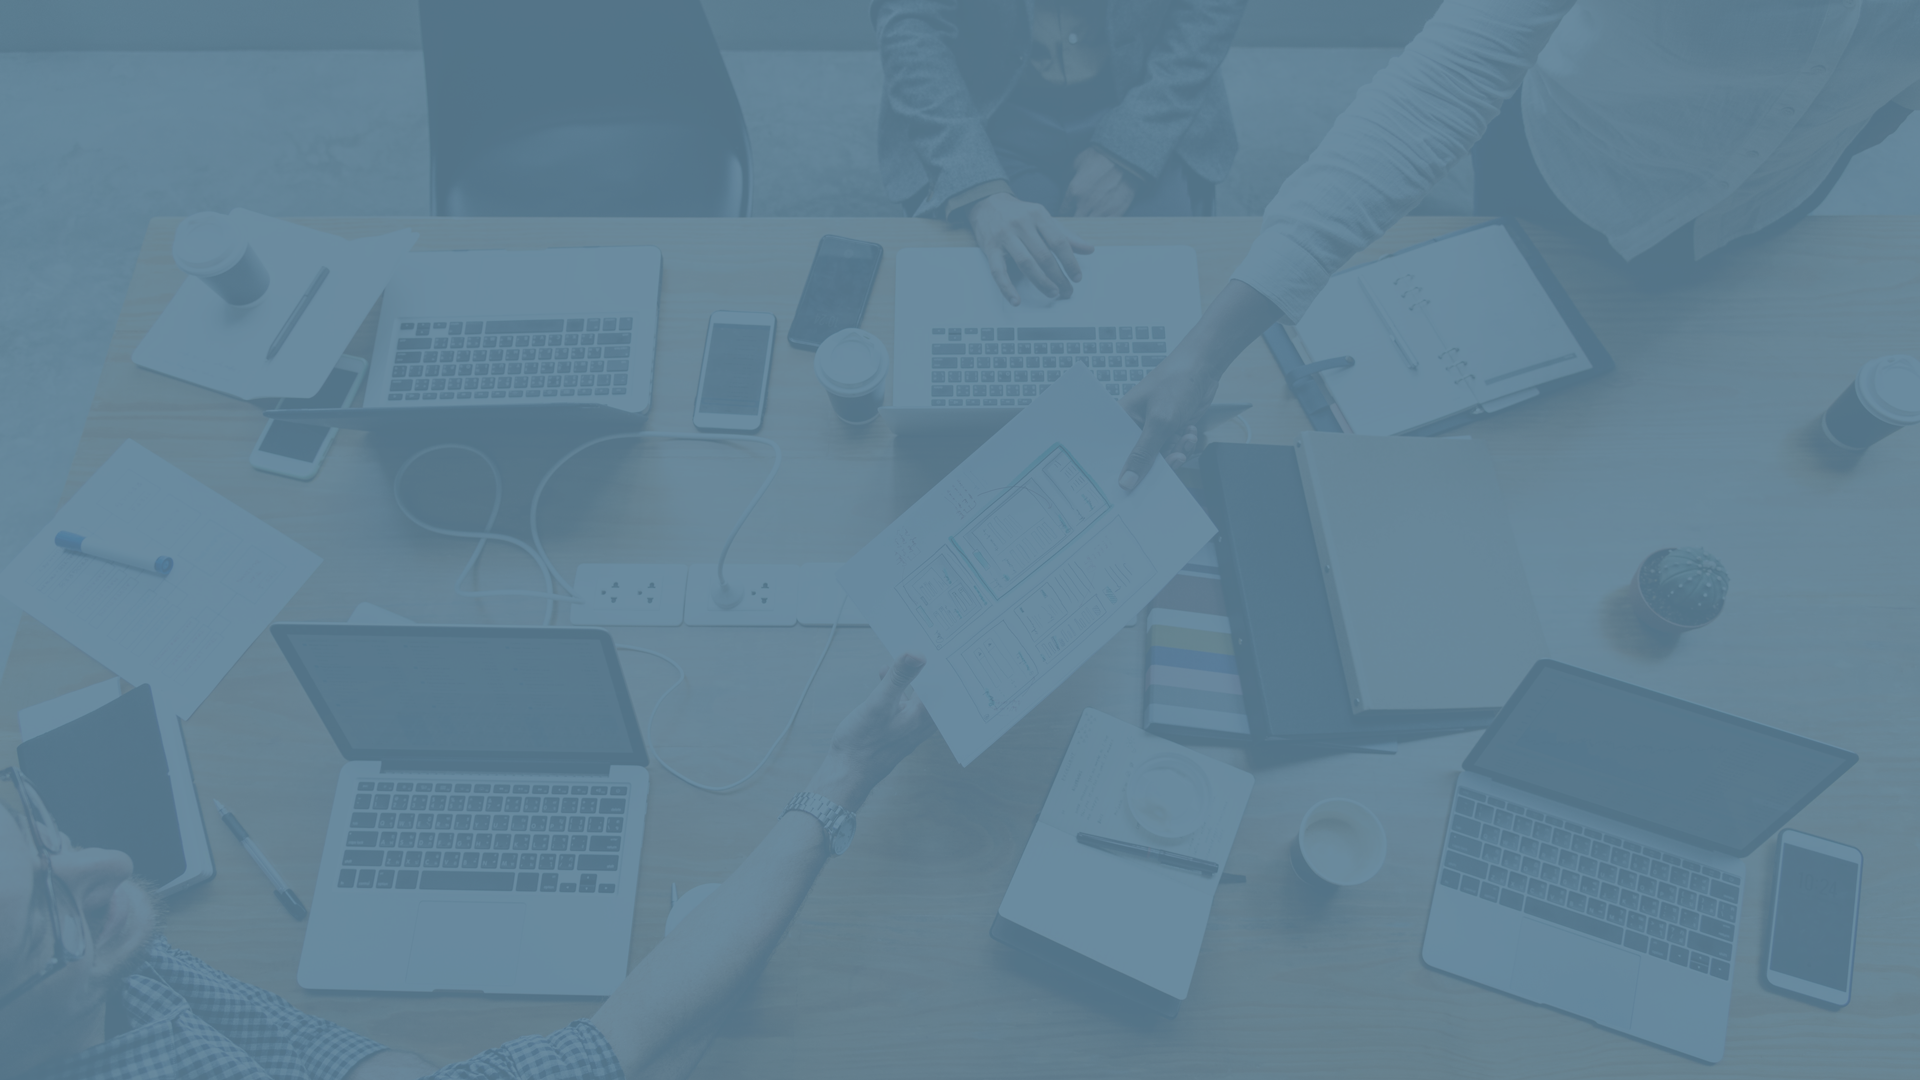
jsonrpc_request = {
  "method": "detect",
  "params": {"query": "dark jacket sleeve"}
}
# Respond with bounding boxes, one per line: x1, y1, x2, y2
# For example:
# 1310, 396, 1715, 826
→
873, 0, 1016, 215
1094, 0, 1248, 181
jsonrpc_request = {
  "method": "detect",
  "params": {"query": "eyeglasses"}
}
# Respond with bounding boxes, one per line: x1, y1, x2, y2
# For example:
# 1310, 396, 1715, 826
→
0, 768, 89, 1011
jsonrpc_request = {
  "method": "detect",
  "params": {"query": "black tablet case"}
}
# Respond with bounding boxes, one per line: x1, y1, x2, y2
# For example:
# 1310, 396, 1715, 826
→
17, 684, 188, 887
1199, 442, 1492, 743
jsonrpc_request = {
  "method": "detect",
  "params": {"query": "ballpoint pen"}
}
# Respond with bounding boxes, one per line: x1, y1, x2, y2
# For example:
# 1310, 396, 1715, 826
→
265, 265, 329, 360
214, 799, 308, 920
1076, 832, 1220, 877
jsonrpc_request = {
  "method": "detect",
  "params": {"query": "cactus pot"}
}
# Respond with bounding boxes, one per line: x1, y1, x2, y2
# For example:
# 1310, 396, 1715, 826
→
1630, 548, 1724, 632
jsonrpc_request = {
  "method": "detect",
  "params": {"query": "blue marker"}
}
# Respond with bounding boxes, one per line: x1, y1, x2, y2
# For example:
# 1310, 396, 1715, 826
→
54, 531, 173, 576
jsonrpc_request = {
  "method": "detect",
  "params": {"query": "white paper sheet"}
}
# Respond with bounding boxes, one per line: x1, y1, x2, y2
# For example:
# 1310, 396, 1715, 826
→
134, 210, 416, 401
0, 441, 321, 721
16, 677, 122, 741
998, 709, 1253, 998
839, 366, 1216, 766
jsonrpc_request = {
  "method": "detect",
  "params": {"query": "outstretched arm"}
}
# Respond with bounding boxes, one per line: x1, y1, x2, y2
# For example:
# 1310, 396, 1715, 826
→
587, 655, 934, 1080
1116, 0, 1575, 482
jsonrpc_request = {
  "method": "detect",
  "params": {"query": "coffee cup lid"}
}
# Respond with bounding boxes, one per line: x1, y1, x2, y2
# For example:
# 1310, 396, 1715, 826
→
1859, 354, 1920, 425
815, 328, 889, 396
173, 212, 248, 277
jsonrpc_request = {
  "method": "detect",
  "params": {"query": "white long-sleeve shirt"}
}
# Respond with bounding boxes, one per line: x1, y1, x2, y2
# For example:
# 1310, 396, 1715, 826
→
1233, 0, 1920, 324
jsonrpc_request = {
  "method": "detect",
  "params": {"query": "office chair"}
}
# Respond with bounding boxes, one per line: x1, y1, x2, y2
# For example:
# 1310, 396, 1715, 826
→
419, 0, 752, 217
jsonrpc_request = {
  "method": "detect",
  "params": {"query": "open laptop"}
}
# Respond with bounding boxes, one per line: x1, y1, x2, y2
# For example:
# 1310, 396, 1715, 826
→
1424, 660, 1856, 1062
883, 245, 1204, 433
271, 622, 650, 997
266, 246, 659, 430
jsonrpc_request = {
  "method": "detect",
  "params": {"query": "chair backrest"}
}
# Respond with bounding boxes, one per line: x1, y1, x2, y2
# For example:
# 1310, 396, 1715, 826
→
419, 0, 750, 215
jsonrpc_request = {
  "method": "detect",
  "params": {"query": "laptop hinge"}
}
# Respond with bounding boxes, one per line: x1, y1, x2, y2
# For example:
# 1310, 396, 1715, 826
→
380, 760, 612, 776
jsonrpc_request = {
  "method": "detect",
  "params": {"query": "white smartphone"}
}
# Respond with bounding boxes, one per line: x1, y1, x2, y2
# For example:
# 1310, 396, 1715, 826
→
250, 355, 368, 480
693, 311, 776, 433
1763, 829, 1862, 1008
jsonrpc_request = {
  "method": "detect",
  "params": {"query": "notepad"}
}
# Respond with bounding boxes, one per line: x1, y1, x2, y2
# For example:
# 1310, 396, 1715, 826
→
0, 440, 321, 721
134, 210, 415, 401
1285, 219, 1612, 436
993, 709, 1252, 1016
1294, 431, 1547, 714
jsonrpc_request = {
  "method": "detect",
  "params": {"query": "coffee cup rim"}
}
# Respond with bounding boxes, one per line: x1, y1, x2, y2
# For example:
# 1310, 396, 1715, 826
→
1857, 354, 1920, 425
1296, 797, 1387, 886
815, 328, 890, 396
173, 211, 249, 277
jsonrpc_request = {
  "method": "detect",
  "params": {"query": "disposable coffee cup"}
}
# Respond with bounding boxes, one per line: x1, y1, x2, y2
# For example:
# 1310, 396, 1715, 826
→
173, 211, 271, 306
1290, 798, 1387, 888
815, 328, 889, 425
1820, 354, 1920, 450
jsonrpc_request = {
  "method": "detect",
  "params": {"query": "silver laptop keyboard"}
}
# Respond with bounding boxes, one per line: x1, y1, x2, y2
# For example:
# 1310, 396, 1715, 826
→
381, 316, 636, 403
927, 324, 1167, 407
337, 778, 631, 896
1441, 785, 1741, 980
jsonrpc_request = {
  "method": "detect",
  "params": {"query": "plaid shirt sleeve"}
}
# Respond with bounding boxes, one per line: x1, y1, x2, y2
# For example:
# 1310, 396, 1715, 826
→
144, 942, 387, 1080
421, 1021, 624, 1080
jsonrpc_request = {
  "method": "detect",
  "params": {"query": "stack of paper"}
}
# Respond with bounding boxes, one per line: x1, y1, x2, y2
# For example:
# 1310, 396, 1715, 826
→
0, 441, 321, 720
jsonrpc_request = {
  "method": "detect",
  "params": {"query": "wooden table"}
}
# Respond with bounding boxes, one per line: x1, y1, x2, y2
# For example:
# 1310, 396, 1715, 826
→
3, 215, 1915, 1079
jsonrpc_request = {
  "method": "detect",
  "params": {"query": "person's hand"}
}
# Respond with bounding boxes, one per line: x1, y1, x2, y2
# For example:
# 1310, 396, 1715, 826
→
1118, 343, 1220, 491
807, 654, 934, 810
1064, 147, 1135, 218
968, 192, 1094, 305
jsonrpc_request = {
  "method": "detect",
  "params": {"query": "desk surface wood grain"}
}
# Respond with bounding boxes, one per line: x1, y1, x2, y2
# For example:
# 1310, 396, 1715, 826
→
3, 215, 1915, 1079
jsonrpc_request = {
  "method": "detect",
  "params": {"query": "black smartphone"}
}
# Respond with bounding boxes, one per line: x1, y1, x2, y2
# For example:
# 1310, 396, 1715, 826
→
1762, 829, 1862, 1008
788, 235, 883, 350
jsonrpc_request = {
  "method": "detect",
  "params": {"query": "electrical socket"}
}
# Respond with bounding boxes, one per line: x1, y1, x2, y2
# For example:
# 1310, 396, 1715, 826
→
683, 564, 798, 626
797, 563, 869, 627
568, 564, 688, 626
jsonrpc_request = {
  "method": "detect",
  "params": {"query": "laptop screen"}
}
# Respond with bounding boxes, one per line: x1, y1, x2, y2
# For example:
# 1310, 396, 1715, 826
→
1463, 662, 1854, 857
272, 625, 646, 766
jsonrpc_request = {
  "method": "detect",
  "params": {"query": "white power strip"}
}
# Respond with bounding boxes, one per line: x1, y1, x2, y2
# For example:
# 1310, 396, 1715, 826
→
570, 563, 868, 628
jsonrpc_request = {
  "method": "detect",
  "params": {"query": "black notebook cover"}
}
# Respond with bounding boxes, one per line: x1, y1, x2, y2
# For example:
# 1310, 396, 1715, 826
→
17, 684, 188, 887
1200, 442, 1489, 742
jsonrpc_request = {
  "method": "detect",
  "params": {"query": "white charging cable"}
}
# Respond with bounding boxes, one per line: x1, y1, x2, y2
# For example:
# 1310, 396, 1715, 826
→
393, 430, 827, 793
391, 431, 782, 623
614, 597, 842, 795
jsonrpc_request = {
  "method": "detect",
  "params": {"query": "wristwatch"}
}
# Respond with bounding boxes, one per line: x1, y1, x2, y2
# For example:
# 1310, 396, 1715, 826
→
783, 792, 856, 856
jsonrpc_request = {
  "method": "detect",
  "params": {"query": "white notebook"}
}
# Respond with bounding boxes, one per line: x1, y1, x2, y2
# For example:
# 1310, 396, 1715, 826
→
1289, 222, 1599, 435
1294, 431, 1547, 714
996, 709, 1252, 1009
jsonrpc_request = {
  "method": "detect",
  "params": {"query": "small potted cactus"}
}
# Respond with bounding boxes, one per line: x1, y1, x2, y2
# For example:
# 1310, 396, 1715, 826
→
1631, 547, 1729, 632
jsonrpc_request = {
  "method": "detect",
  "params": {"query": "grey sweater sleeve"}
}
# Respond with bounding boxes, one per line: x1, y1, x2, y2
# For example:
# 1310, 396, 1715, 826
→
874, 0, 1012, 215
1092, 0, 1247, 180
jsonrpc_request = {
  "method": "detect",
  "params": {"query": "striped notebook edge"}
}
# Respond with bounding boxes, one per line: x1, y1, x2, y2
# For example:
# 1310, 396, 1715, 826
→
1143, 545, 1252, 743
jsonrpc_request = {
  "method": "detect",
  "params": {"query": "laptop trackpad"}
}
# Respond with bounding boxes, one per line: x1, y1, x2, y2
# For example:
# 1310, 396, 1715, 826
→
409, 901, 529, 991
1509, 921, 1639, 1031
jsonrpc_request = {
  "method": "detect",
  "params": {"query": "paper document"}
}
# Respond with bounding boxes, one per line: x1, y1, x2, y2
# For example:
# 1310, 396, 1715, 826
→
135, 210, 416, 401
999, 708, 1253, 999
16, 678, 122, 741
839, 365, 1216, 765
0, 441, 321, 721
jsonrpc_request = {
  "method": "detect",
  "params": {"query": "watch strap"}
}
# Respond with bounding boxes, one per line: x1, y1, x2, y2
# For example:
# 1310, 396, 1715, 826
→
783, 792, 854, 855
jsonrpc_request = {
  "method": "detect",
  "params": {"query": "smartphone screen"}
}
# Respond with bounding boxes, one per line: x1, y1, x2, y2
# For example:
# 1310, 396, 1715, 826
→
788, 236, 882, 349
260, 365, 360, 462
1769, 839, 1860, 996
697, 322, 773, 416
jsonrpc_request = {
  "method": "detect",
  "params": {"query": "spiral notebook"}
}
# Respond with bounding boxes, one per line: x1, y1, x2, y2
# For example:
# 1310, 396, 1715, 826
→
1276, 219, 1613, 436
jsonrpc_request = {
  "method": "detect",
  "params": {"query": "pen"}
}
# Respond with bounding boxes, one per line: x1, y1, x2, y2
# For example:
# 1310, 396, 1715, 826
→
1076, 832, 1220, 877
213, 800, 308, 921
265, 266, 329, 360
54, 531, 172, 576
